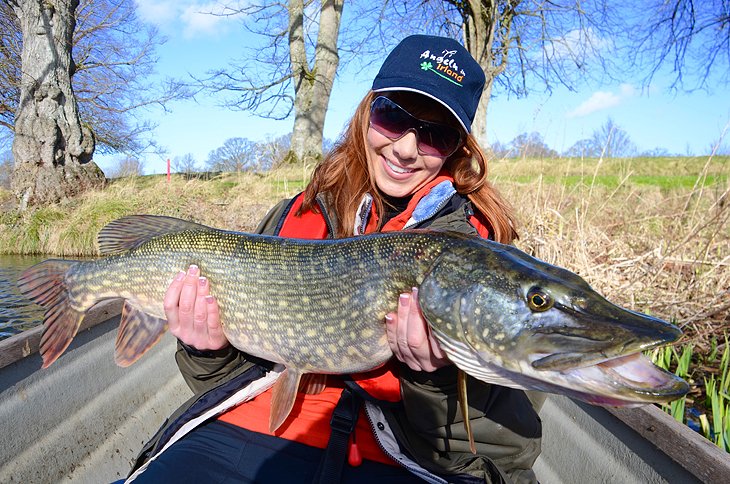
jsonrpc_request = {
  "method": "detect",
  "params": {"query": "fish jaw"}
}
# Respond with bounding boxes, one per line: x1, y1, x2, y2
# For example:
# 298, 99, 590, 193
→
432, 326, 689, 405
557, 353, 690, 405
513, 300, 684, 372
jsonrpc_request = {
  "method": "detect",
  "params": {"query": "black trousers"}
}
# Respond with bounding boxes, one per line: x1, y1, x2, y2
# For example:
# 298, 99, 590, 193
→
130, 419, 425, 483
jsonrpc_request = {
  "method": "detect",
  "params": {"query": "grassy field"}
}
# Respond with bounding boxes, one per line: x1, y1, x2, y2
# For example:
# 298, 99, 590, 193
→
1, 154, 728, 446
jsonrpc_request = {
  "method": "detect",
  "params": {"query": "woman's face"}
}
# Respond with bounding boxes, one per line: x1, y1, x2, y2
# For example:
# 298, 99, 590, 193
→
366, 93, 463, 198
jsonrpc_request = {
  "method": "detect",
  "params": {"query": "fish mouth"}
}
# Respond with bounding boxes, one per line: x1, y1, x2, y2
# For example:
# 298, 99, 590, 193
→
430, 324, 689, 406
527, 305, 684, 372
559, 352, 690, 405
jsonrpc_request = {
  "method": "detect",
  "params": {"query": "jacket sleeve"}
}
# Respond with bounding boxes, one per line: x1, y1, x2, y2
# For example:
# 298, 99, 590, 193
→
174, 199, 293, 393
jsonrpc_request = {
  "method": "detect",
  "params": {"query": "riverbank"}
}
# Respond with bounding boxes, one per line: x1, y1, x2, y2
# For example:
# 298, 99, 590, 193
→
1, 155, 728, 447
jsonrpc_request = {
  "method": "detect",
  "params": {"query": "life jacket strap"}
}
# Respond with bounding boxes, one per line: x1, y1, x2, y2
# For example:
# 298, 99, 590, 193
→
312, 387, 362, 483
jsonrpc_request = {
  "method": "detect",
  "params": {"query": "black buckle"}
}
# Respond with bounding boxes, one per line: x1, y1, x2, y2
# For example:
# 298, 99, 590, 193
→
329, 388, 359, 434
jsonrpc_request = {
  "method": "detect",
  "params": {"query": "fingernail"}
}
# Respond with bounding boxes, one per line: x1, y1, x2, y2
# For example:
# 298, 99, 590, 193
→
188, 265, 199, 275
399, 294, 410, 307
175, 271, 185, 281
199, 277, 207, 287
205, 295, 215, 304
385, 314, 393, 323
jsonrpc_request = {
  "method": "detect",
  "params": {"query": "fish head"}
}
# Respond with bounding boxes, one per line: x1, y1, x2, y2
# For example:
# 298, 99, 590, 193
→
418, 237, 689, 405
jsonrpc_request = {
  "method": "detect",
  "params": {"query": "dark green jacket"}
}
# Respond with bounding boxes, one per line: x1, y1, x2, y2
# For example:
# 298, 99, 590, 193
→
127, 186, 542, 483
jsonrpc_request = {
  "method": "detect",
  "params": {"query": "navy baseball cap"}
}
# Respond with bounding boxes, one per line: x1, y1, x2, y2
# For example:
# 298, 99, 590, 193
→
372, 35, 486, 133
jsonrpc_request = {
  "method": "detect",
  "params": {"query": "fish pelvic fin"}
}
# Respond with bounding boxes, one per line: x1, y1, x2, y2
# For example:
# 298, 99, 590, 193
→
299, 374, 327, 395
458, 370, 476, 454
98, 215, 214, 255
269, 368, 303, 433
115, 301, 168, 367
17, 260, 84, 369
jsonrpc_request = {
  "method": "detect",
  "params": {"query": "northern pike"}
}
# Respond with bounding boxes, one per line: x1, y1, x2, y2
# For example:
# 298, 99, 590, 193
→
18, 215, 689, 433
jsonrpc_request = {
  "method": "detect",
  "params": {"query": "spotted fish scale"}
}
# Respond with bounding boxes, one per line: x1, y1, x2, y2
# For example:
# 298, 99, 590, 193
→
18, 214, 688, 434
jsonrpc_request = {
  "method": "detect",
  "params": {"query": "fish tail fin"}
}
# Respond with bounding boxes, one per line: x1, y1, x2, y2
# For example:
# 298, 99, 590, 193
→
17, 260, 84, 368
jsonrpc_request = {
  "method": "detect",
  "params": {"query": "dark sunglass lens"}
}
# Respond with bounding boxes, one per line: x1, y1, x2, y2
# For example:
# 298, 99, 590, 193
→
371, 97, 462, 157
370, 98, 410, 137
417, 125, 462, 157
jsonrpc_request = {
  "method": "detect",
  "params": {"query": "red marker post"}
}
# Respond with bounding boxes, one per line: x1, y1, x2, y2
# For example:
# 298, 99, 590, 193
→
167, 158, 171, 183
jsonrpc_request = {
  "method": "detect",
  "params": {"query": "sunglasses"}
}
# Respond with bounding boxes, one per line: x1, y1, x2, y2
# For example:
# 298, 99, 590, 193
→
369, 96, 464, 157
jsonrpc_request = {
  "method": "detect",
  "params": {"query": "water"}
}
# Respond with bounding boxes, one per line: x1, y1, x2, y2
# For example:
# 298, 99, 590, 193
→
0, 255, 46, 341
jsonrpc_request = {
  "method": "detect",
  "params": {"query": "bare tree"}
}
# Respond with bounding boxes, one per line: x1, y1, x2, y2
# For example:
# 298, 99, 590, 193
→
627, 0, 730, 90
589, 118, 636, 158
566, 118, 636, 158
71, 1, 185, 154
1, 1, 183, 156
172, 153, 199, 174
0, 2, 21, 138
8, 0, 104, 209
198, 0, 343, 163
564, 139, 597, 158
0, 148, 12, 189
107, 155, 144, 178
508, 132, 558, 159
417, 1, 616, 145
255, 133, 292, 169
207, 137, 259, 172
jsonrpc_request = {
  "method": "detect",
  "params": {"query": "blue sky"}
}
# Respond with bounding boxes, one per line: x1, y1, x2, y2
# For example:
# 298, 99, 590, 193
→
96, 1, 730, 175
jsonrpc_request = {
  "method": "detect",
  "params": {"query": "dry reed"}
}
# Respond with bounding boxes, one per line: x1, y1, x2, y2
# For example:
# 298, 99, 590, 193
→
498, 163, 729, 354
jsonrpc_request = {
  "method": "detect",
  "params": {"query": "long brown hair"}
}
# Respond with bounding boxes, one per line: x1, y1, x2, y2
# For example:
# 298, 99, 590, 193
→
301, 91, 518, 244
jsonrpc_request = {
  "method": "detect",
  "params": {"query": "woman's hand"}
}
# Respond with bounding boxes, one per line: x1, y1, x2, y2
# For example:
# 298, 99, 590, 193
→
165, 265, 229, 351
385, 287, 450, 372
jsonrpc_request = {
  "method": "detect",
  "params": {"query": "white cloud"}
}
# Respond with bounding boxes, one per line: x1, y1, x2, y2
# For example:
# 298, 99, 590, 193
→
134, 0, 178, 27
134, 1, 246, 38
568, 84, 636, 117
549, 27, 613, 61
180, 2, 238, 37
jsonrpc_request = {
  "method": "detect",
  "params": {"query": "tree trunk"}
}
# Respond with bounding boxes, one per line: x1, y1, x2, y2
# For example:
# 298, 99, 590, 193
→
10, 0, 103, 210
288, 0, 343, 163
462, 0, 506, 147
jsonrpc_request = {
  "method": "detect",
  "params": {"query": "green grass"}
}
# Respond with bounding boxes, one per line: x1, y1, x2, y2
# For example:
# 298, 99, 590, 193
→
490, 155, 729, 190
651, 337, 730, 453
497, 174, 727, 190
0, 170, 306, 255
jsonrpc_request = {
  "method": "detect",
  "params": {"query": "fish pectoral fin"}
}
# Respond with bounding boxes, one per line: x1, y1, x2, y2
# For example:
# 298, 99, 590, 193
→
115, 301, 168, 367
270, 368, 303, 433
299, 374, 327, 395
458, 370, 476, 454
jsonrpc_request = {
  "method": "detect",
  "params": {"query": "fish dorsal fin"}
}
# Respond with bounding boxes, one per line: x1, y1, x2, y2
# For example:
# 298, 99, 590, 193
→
115, 300, 168, 367
458, 370, 476, 454
299, 374, 327, 395
98, 215, 214, 255
269, 368, 303, 432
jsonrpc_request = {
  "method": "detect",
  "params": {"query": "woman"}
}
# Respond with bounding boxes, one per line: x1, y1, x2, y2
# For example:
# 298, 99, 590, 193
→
127, 35, 541, 483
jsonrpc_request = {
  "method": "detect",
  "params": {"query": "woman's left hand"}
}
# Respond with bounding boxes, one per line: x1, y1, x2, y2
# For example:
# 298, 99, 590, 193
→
385, 287, 450, 372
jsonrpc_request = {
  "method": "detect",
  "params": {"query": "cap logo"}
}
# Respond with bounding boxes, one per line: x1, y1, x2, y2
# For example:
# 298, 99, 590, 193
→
419, 49, 466, 86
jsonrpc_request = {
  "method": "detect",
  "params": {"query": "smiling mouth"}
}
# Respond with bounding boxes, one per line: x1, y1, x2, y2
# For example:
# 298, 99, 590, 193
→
385, 158, 415, 174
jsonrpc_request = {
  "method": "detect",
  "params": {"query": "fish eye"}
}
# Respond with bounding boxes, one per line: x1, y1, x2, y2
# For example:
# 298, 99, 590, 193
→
527, 287, 553, 312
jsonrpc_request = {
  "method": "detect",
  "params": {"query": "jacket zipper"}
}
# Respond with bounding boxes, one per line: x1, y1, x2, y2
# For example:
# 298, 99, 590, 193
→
362, 403, 447, 484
